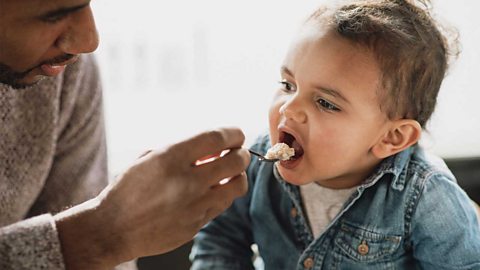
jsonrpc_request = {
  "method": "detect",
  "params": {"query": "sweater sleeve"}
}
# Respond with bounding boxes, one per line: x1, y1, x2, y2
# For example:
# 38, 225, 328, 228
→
0, 54, 108, 270
27, 54, 108, 217
0, 214, 65, 269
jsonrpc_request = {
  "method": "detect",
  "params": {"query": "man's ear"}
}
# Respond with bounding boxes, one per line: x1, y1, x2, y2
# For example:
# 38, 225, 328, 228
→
372, 119, 422, 159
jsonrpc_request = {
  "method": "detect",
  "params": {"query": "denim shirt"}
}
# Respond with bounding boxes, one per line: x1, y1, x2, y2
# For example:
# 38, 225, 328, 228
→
191, 134, 480, 270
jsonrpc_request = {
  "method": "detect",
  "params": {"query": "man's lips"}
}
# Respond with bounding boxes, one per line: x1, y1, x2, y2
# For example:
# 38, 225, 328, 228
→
39, 55, 79, 77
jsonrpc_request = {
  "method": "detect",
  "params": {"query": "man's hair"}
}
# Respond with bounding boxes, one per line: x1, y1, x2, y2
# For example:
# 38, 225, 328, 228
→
308, 0, 458, 127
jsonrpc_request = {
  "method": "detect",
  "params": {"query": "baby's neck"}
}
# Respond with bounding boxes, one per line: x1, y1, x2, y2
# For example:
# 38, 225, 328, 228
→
314, 160, 382, 189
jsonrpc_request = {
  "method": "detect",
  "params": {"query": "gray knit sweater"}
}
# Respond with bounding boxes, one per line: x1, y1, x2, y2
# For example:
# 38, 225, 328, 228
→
0, 54, 135, 270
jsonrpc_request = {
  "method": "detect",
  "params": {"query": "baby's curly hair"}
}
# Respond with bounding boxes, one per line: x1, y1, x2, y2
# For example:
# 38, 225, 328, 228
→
308, 0, 459, 127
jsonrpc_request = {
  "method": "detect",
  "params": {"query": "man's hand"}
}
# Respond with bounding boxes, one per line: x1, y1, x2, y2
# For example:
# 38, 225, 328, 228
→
55, 127, 250, 269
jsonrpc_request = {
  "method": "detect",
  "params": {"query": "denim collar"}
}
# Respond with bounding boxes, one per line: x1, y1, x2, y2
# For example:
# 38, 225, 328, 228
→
364, 147, 413, 191
273, 146, 413, 194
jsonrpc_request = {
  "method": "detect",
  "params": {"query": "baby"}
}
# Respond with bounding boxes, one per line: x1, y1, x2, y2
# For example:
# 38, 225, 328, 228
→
191, 0, 480, 269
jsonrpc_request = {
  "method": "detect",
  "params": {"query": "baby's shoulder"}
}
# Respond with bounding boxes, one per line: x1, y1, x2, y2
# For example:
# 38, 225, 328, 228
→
249, 132, 271, 153
400, 147, 475, 221
405, 146, 457, 188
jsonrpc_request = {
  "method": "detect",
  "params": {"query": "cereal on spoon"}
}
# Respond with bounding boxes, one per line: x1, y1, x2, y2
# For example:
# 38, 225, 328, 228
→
265, 143, 295, 161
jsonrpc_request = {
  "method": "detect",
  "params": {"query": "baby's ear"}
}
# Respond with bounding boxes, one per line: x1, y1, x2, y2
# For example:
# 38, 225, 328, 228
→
372, 119, 422, 159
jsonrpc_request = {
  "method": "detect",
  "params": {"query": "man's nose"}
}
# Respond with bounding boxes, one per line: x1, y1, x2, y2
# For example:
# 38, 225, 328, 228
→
279, 94, 307, 123
56, 6, 99, 55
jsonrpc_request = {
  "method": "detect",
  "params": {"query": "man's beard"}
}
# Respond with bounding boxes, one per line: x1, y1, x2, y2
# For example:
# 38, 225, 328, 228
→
0, 54, 75, 89
0, 62, 35, 89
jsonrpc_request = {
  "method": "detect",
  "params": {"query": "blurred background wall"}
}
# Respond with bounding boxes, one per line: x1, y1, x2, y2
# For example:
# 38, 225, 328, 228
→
91, 0, 480, 269
92, 0, 480, 175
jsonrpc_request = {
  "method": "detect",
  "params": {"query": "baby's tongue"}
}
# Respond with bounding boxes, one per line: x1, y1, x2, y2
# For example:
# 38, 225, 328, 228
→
291, 139, 304, 157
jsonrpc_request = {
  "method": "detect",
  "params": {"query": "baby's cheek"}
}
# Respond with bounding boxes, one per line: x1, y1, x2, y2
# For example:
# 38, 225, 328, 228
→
268, 105, 281, 135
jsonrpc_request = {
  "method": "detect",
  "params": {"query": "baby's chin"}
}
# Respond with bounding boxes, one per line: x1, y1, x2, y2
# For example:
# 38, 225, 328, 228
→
276, 164, 313, 186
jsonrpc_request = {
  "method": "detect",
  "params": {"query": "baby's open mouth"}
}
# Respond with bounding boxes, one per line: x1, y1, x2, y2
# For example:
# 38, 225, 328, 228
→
279, 131, 304, 160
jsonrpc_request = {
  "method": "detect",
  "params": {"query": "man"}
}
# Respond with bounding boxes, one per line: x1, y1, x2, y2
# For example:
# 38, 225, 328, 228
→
0, 0, 250, 269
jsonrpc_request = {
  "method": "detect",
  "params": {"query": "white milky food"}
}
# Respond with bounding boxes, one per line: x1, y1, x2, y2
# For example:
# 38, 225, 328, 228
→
265, 143, 295, 160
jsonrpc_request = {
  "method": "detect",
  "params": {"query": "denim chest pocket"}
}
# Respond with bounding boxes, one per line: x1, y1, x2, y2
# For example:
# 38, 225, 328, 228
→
334, 223, 402, 263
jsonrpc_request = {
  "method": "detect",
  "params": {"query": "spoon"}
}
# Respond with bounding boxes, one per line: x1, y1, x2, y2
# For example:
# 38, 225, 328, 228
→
248, 149, 280, 163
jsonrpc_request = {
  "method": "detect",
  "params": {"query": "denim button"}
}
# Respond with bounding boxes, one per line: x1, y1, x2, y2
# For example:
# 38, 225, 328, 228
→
303, 257, 314, 269
358, 240, 369, 255
290, 207, 298, 218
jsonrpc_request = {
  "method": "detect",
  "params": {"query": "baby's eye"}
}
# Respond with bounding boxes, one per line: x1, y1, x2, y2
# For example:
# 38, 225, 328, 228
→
317, 98, 340, 112
278, 80, 296, 93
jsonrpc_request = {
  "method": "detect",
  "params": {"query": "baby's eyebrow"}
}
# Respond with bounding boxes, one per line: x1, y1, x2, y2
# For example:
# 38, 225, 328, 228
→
280, 66, 294, 77
315, 86, 350, 105
281, 65, 350, 104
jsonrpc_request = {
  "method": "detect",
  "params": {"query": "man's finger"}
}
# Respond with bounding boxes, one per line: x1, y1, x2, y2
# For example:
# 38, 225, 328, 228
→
192, 173, 248, 223
194, 148, 250, 186
208, 173, 249, 209
171, 128, 245, 163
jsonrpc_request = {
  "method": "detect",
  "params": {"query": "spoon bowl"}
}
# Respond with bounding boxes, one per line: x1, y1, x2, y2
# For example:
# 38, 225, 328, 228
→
248, 149, 280, 163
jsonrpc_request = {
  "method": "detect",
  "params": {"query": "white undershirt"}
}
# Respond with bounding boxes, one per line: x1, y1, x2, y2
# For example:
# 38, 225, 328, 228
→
300, 183, 357, 238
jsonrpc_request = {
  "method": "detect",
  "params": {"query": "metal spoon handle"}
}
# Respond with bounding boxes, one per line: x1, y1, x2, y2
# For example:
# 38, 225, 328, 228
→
248, 149, 264, 158
248, 149, 279, 162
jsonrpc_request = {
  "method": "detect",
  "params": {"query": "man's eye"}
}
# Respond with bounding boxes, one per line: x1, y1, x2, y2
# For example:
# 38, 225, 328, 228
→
42, 14, 67, 24
278, 80, 296, 93
317, 98, 340, 112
